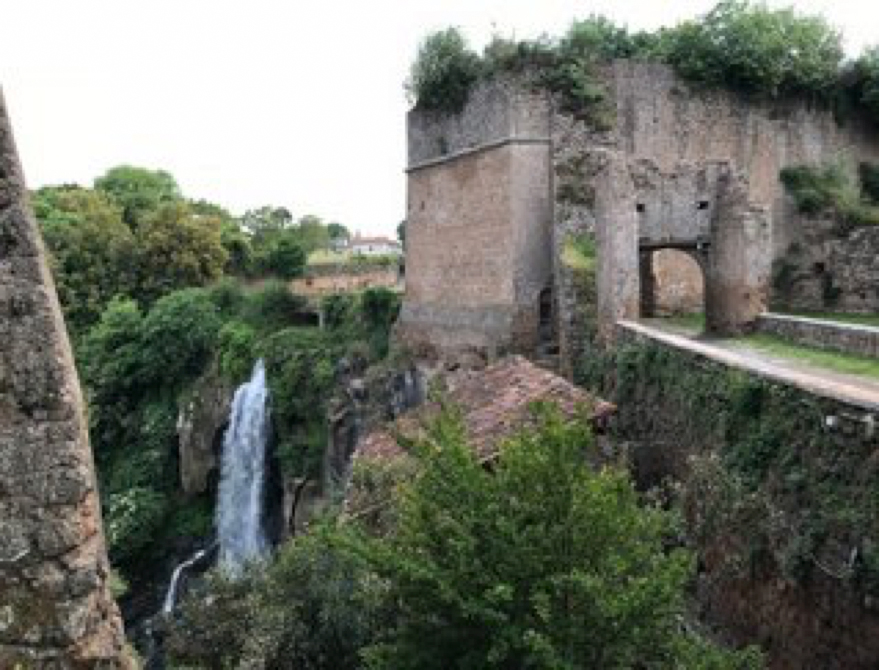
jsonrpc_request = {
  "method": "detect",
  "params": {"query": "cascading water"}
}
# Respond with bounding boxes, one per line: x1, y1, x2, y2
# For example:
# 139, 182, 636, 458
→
216, 358, 271, 571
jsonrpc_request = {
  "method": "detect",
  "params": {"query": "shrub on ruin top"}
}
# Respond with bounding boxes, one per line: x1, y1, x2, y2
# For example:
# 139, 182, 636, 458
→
662, 0, 844, 99
780, 163, 879, 231
406, 27, 481, 112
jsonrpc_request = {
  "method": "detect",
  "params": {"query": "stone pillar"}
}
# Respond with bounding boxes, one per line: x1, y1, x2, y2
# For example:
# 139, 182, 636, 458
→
0, 91, 131, 667
705, 171, 771, 335
594, 150, 640, 341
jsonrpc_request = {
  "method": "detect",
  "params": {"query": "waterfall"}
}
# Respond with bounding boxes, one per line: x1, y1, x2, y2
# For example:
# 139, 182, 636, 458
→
162, 544, 214, 615
216, 359, 271, 571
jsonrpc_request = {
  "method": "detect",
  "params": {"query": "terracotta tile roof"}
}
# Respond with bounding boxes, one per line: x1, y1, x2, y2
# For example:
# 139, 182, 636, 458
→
356, 356, 615, 464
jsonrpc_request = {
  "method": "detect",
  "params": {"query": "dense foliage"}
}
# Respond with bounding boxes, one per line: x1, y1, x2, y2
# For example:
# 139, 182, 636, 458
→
780, 162, 879, 231
579, 340, 879, 607
408, 2, 879, 128
169, 409, 761, 669
33, 166, 349, 338
33, 164, 394, 585
79, 281, 399, 576
661, 1, 843, 99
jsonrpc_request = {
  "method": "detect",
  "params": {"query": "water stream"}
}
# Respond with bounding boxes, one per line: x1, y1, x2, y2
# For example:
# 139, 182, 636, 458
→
216, 358, 271, 571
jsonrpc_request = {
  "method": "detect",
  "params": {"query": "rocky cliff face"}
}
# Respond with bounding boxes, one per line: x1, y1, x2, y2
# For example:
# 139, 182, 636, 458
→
0, 92, 131, 666
177, 362, 234, 496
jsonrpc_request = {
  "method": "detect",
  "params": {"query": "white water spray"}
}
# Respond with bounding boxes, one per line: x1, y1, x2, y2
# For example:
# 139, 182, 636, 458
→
216, 359, 271, 571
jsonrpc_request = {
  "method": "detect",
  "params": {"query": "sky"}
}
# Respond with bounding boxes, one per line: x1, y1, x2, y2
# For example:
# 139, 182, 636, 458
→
1, 1, 876, 237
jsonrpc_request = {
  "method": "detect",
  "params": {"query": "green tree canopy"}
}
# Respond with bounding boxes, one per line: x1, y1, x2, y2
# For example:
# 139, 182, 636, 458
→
135, 202, 228, 304
407, 27, 481, 112
32, 186, 136, 333
94, 165, 182, 226
365, 407, 760, 669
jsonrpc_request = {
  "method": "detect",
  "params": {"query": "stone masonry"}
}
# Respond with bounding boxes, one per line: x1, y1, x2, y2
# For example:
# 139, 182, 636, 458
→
399, 61, 879, 371
0, 91, 131, 667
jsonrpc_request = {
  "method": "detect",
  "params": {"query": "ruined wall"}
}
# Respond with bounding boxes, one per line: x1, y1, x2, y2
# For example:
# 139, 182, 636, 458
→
552, 61, 879, 369
755, 313, 879, 358
289, 266, 402, 297
585, 324, 879, 670
400, 82, 552, 356
0, 93, 130, 666
770, 208, 879, 313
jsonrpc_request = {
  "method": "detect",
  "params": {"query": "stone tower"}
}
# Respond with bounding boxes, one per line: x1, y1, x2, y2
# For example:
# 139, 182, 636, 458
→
0, 91, 131, 667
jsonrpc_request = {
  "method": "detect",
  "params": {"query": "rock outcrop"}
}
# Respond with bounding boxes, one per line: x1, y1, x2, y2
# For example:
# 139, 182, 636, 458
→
177, 362, 233, 496
0, 90, 131, 667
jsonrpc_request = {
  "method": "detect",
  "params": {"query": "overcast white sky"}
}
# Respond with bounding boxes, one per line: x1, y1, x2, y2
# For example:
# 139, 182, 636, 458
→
1, 1, 875, 236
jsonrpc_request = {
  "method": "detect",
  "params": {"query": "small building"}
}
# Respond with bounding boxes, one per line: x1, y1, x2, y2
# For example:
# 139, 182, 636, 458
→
348, 234, 402, 257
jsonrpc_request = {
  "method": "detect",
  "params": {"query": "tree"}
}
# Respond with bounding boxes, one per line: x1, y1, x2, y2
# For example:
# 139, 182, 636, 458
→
32, 186, 136, 333
296, 214, 332, 253
328, 222, 351, 246
396, 220, 406, 247
262, 232, 307, 279
167, 522, 384, 670
135, 202, 228, 304
407, 27, 481, 112
240, 205, 293, 242
366, 407, 760, 669
662, 0, 843, 99
94, 165, 182, 226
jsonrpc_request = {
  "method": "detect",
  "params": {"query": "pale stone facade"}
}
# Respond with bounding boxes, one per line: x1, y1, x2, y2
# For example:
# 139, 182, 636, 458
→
0, 91, 130, 668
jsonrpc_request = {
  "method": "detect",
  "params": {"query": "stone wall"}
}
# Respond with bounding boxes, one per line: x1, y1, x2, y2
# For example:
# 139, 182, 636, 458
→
756, 313, 879, 358
402, 61, 879, 369
0, 92, 130, 667
289, 266, 402, 297
400, 119, 552, 355
770, 208, 879, 314
591, 322, 879, 669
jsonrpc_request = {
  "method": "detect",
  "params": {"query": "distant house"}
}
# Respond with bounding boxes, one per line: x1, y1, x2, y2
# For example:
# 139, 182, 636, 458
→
348, 234, 402, 257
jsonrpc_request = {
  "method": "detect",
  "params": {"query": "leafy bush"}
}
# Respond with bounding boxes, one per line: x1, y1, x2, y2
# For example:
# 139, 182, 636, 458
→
845, 47, 879, 125
167, 521, 383, 670
662, 1, 843, 99
258, 327, 339, 478
169, 408, 759, 668
366, 407, 759, 668
105, 486, 169, 564
409, 3, 857, 121
780, 163, 879, 231
137, 288, 222, 387
242, 280, 309, 331
859, 162, 879, 203
406, 27, 481, 112
217, 320, 258, 382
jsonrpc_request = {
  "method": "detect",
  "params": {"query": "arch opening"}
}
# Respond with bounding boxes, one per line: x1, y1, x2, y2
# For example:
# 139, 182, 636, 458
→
640, 248, 705, 329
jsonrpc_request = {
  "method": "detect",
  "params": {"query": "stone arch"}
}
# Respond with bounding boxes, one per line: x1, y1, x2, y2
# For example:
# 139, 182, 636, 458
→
639, 247, 706, 320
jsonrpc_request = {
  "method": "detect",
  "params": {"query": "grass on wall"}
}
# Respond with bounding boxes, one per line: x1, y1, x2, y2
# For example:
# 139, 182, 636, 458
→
737, 333, 879, 380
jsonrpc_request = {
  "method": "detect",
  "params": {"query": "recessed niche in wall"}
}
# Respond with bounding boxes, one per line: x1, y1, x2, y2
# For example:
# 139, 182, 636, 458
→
813, 262, 826, 275
697, 201, 710, 210
636, 203, 646, 213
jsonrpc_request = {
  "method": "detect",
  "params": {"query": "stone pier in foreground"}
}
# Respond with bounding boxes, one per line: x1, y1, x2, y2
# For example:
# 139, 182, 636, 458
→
0, 90, 131, 667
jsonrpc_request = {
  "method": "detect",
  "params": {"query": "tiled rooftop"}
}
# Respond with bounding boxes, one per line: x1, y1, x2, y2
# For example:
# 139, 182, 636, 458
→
356, 355, 615, 463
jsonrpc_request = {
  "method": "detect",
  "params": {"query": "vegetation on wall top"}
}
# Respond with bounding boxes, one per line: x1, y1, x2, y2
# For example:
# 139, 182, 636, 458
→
408, 1, 879, 128
780, 162, 879, 232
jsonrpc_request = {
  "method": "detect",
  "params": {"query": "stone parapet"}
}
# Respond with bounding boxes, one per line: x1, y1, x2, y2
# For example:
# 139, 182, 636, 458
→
756, 312, 879, 359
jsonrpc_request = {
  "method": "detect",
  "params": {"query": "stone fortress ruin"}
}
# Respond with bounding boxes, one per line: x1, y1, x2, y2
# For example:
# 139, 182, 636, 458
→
397, 60, 879, 372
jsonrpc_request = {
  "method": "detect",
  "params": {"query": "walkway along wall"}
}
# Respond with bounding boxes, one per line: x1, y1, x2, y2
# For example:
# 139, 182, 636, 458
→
0, 91, 131, 667
581, 321, 879, 670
